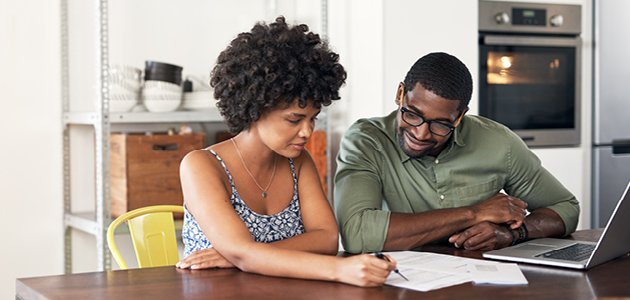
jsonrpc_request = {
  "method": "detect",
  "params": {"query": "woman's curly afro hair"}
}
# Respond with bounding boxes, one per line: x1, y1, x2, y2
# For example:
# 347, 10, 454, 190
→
211, 16, 347, 134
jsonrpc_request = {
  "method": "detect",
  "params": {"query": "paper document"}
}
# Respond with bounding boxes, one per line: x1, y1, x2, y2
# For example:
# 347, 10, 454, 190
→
382, 251, 528, 292
468, 263, 528, 285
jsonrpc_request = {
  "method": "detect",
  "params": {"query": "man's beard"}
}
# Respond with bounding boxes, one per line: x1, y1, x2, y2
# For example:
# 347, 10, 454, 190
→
396, 119, 437, 159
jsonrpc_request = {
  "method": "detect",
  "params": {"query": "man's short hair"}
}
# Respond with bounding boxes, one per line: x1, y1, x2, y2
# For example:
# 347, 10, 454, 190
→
403, 52, 473, 112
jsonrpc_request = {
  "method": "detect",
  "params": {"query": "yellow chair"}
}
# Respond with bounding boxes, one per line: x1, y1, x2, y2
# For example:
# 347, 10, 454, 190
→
107, 205, 184, 269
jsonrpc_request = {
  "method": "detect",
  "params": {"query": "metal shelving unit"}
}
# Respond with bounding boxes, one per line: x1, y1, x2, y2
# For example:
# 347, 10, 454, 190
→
60, 0, 224, 273
61, 0, 112, 273
61, 0, 330, 273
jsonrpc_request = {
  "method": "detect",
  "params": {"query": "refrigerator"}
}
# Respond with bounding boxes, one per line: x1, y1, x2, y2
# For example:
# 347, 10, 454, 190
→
592, 0, 630, 228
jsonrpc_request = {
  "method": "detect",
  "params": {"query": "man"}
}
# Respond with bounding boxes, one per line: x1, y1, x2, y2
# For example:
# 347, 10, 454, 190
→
334, 52, 580, 253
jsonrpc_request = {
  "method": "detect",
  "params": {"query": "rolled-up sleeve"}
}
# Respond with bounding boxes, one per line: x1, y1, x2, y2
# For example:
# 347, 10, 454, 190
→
503, 128, 580, 236
334, 124, 391, 253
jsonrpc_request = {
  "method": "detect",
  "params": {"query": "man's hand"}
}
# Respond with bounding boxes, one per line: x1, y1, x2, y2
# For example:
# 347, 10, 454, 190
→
384, 194, 529, 251
471, 193, 528, 229
448, 221, 513, 250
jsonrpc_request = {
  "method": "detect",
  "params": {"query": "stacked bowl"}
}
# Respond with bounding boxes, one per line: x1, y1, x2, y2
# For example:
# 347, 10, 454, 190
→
182, 74, 213, 110
142, 61, 183, 112
109, 64, 142, 112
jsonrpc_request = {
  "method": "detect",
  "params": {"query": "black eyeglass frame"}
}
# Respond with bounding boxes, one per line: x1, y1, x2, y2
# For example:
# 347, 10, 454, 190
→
398, 88, 463, 137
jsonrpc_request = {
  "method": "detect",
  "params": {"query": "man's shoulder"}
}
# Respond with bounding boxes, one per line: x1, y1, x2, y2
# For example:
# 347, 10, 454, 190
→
459, 115, 535, 162
463, 114, 509, 131
344, 113, 395, 142
460, 115, 521, 142
339, 113, 401, 161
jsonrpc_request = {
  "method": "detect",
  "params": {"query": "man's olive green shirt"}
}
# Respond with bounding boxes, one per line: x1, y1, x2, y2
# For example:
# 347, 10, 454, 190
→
334, 111, 580, 253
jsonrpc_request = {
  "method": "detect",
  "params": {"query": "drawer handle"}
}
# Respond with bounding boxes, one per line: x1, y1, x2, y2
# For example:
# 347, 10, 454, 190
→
612, 139, 630, 155
152, 144, 179, 151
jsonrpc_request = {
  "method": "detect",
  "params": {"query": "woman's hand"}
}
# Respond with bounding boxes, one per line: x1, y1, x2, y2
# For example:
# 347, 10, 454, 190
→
336, 254, 396, 287
176, 247, 235, 269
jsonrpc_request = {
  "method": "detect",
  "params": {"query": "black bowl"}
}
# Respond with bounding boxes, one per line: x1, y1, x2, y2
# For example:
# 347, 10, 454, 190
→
145, 70, 182, 85
144, 61, 183, 85
145, 61, 182, 73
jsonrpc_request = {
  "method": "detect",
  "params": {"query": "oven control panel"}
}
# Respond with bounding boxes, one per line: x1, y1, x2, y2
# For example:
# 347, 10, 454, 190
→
512, 8, 546, 26
479, 0, 580, 35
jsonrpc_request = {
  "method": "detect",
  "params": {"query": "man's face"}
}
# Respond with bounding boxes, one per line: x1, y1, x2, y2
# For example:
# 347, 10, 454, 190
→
395, 82, 467, 158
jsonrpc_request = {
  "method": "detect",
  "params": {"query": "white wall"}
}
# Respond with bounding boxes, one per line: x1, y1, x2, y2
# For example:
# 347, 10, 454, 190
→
2, 0, 593, 298
0, 0, 63, 298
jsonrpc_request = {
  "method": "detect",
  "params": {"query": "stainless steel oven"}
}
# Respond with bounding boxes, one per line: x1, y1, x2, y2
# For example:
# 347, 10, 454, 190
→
478, 1, 582, 147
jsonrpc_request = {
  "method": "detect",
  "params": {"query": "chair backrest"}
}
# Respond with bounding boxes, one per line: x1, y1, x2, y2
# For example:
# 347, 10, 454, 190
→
107, 205, 184, 269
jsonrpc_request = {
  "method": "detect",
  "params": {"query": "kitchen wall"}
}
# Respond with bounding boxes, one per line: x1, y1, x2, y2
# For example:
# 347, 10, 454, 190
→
1, 0, 64, 298
0, 0, 593, 298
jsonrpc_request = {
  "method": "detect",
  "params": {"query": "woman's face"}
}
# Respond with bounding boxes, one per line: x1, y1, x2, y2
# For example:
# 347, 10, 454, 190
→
251, 98, 320, 158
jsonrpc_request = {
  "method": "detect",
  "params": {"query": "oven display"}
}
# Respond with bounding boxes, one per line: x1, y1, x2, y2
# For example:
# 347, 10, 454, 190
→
512, 8, 546, 26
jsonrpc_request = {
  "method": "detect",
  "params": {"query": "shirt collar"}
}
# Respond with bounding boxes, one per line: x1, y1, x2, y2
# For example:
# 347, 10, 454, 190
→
385, 111, 467, 163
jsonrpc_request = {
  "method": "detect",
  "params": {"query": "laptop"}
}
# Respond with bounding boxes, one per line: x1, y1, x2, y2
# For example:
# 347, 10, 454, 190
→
483, 180, 630, 269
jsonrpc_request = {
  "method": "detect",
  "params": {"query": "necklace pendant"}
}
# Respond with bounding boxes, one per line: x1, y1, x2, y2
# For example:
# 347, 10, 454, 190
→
262, 192, 267, 198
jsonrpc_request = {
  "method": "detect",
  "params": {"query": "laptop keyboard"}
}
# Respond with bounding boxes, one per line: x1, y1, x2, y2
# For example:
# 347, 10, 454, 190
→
535, 243, 596, 262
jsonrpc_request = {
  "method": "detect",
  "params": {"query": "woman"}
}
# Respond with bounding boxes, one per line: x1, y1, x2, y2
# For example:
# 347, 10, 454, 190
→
175, 16, 395, 287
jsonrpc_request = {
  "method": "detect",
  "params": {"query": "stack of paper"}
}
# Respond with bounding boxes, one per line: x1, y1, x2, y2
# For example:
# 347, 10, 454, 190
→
382, 251, 528, 292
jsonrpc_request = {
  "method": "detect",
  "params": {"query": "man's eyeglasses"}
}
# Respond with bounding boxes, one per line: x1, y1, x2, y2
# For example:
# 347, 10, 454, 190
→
399, 90, 463, 137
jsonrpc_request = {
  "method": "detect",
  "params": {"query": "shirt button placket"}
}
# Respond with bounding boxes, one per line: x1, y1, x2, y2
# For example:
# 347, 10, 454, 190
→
435, 158, 447, 207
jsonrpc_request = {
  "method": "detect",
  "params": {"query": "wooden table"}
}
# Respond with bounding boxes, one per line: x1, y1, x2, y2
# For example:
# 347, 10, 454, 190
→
16, 229, 630, 300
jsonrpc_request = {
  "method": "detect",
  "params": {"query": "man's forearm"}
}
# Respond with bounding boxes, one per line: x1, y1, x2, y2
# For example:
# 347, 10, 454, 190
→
383, 193, 529, 250
521, 208, 566, 240
384, 208, 565, 251
383, 207, 479, 250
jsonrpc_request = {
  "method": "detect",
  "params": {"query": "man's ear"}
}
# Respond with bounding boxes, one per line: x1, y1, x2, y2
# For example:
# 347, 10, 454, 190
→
395, 82, 405, 106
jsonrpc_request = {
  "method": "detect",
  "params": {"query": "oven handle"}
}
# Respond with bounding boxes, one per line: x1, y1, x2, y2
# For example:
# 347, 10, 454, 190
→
483, 35, 581, 47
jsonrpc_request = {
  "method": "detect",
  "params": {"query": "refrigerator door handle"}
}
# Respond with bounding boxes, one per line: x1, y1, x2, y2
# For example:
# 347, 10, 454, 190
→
612, 140, 630, 155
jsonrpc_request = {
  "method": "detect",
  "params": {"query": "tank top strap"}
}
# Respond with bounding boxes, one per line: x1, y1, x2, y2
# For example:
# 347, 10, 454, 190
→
288, 157, 296, 186
207, 148, 297, 190
206, 149, 235, 185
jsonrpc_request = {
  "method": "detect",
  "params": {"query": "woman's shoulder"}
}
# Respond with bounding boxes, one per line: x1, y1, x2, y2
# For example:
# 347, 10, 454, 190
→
181, 142, 233, 178
180, 142, 234, 202
292, 148, 315, 168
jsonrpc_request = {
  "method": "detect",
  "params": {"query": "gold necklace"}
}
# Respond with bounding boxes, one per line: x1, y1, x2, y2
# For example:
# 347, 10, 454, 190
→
231, 138, 277, 198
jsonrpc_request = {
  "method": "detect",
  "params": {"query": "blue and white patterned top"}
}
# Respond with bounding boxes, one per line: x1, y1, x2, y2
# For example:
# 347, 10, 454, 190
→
182, 149, 305, 257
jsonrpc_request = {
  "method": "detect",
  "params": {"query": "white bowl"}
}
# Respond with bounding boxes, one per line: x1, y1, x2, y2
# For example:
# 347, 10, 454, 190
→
185, 74, 212, 92
182, 91, 213, 110
144, 80, 182, 93
181, 100, 212, 110
109, 99, 137, 112
110, 64, 142, 81
109, 64, 142, 92
110, 86, 140, 101
143, 99, 181, 112
142, 80, 182, 112
110, 80, 141, 93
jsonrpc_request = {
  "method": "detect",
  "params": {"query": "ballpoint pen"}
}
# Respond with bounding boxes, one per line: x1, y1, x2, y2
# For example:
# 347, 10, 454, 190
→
375, 253, 409, 281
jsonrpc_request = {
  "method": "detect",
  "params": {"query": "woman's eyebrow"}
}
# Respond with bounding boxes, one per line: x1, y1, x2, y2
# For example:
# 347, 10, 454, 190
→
286, 110, 321, 118
287, 112, 307, 118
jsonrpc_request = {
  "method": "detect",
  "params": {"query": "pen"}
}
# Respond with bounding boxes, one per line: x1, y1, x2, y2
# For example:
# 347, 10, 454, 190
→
375, 253, 409, 281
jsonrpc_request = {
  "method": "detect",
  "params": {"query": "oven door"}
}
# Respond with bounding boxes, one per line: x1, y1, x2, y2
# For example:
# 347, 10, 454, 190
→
479, 35, 581, 147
